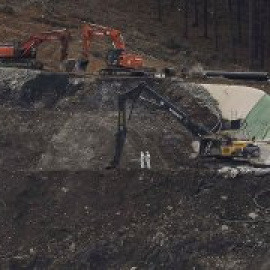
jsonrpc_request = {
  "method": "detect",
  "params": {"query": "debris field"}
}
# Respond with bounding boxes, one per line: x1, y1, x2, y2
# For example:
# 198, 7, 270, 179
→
0, 68, 269, 269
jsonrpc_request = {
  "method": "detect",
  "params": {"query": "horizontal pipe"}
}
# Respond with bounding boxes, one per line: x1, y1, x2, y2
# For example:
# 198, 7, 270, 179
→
205, 71, 269, 81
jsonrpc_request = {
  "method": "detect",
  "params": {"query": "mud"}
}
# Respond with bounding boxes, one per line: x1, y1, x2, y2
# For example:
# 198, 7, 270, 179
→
0, 170, 270, 269
0, 69, 219, 171
0, 69, 269, 269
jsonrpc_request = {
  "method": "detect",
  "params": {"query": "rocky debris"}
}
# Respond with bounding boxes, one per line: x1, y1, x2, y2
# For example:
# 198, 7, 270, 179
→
0, 0, 269, 268
0, 4, 15, 14
0, 68, 74, 108
0, 68, 269, 268
0, 69, 221, 171
0, 169, 269, 269
218, 166, 270, 178
248, 212, 258, 220
221, 224, 229, 231
159, 80, 221, 130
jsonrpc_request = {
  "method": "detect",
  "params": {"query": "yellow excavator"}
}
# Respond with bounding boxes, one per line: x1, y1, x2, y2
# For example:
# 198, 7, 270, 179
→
109, 82, 260, 168
199, 133, 260, 159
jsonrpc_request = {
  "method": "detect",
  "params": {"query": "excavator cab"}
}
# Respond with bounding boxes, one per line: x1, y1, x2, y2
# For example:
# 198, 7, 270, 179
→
107, 48, 144, 70
76, 58, 89, 72
107, 48, 124, 66
199, 135, 260, 159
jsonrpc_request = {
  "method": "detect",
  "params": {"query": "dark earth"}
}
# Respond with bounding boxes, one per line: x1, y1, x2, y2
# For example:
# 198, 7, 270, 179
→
0, 1, 269, 269
0, 69, 268, 270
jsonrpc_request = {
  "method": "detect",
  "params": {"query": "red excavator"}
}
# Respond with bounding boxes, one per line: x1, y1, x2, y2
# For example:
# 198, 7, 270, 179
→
77, 22, 156, 76
0, 29, 71, 69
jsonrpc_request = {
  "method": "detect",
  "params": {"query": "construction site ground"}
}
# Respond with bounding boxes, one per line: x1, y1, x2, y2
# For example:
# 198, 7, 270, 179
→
0, 1, 270, 269
0, 68, 268, 269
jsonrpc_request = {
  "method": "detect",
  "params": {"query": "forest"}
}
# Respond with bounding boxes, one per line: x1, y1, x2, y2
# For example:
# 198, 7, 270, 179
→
156, 0, 270, 70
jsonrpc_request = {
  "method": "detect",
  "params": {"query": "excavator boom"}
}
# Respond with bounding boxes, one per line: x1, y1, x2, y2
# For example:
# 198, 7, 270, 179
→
109, 82, 209, 168
109, 82, 260, 168
81, 23, 125, 59
79, 22, 143, 73
20, 29, 70, 61
0, 29, 71, 69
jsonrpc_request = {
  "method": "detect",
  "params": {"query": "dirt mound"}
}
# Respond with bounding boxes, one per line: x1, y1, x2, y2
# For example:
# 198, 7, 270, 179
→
0, 70, 269, 269
0, 170, 269, 269
0, 69, 220, 171
0, 1, 269, 269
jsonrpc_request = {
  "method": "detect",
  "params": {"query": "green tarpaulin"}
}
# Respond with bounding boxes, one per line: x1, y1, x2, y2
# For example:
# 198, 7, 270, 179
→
242, 95, 270, 140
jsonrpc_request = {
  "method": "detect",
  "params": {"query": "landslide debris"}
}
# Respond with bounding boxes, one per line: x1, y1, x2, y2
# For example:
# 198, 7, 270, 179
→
0, 68, 220, 171
0, 1, 269, 269
0, 170, 270, 269
0, 68, 269, 269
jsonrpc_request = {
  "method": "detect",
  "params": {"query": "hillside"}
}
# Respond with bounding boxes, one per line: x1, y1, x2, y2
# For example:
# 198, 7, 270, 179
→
0, 1, 270, 269
0, 0, 247, 73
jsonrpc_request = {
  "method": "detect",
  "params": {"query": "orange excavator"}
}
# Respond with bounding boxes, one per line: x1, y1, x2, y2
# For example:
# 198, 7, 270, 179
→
77, 22, 155, 76
0, 29, 71, 70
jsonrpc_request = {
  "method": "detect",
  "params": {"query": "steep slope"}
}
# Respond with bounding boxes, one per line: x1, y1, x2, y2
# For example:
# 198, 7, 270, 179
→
0, 2, 269, 270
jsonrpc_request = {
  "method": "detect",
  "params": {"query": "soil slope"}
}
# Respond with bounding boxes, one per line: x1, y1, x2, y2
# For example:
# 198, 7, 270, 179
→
0, 1, 269, 269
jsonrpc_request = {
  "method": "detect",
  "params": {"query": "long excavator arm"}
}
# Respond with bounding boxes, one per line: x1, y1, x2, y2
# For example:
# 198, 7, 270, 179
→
79, 22, 143, 72
109, 82, 210, 168
81, 23, 125, 59
20, 29, 71, 62
0, 29, 71, 70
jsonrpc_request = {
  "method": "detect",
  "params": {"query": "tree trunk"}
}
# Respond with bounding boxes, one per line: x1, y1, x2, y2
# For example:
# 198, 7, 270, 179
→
170, 0, 176, 9
259, 0, 267, 68
183, 0, 189, 37
266, 0, 270, 66
228, 0, 236, 62
249, 0, 262, 69
203, 0, 208, 37
157, 0, 162, 21
213, 0, 219, 50
193, 0, 199, 27
236, 0, 242, 44
249, 0, 265, 69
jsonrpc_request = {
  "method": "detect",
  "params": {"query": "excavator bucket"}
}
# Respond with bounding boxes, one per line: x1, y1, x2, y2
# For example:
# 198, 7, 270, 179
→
59, 59, 88, 73
59, 59, 76, 72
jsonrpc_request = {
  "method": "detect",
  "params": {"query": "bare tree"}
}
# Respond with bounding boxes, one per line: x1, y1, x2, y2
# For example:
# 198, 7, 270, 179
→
157, 0, 162, 21
170, 0, 177, 9
259, 0, 267, 68
249, 0, 266, 69
236, 0, 243, 44
249, 0, 255, 69
203, 0, 208, 38
183, 0, 189, 37
228, 0, 236, 62
193, 0, 199, 27
266, 0, 270, 66
213, 0, 219, 50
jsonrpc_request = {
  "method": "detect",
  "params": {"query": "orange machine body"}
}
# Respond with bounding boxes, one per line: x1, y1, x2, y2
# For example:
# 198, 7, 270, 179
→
118, 53, 143, 69
0, 29, 71, 68
0, 44, 17, 58
81, 23, 143, 69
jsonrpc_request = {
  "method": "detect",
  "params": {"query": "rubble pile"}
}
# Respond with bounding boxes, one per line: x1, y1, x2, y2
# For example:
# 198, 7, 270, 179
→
0, 68, 269, 269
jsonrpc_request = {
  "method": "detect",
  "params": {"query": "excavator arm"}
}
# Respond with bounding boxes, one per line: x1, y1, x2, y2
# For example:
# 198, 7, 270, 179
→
109, 82, 210, 168
0, 28, 71, 69
20, 29, 71, 62
109, 82, 261, 168
79, 22, 143, 72
81, 23, 125, 59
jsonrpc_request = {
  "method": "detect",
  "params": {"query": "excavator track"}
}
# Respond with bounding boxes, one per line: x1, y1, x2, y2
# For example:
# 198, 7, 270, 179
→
0, 59, 43, 70
99, 67, 157, 77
